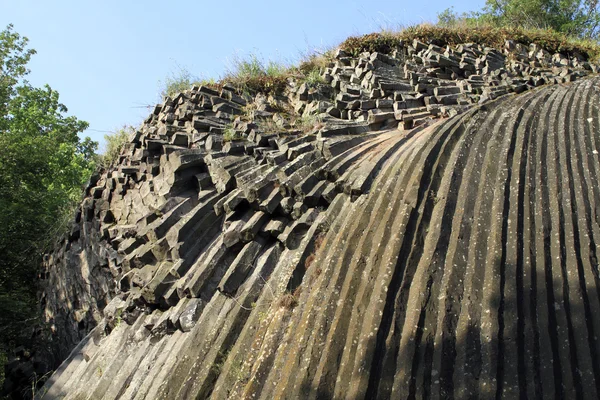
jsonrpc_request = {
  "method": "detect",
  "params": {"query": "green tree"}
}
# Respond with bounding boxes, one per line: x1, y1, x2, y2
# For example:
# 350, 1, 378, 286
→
439, 1, 600, 39
0, 24, 97, 364
483, 0, 600, 38
436, 7, 472, 27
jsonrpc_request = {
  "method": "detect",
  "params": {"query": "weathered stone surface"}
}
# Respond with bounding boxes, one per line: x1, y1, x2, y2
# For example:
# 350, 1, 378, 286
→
217, 237, 266, 294
178, 298, 205, 332
25, 34, 600, 400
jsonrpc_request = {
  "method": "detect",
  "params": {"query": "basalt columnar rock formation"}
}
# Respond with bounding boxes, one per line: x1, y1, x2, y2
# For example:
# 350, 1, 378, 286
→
15, 37, 600, 399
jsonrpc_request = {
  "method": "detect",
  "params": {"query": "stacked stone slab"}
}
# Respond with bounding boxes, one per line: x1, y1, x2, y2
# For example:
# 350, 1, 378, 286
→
290, 39, 596, 131
14, 35, 599, 399
34, 80, 393, 372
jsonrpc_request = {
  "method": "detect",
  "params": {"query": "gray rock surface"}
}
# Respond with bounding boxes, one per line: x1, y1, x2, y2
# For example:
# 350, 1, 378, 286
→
24, 36, 600, 399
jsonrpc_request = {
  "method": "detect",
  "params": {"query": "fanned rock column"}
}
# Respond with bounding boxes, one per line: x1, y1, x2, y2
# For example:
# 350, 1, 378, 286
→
19, 35, 600, 399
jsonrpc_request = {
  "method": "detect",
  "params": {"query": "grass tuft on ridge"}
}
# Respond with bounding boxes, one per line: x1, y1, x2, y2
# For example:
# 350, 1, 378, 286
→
161, 24, 600, 101
340, 24, 600, 61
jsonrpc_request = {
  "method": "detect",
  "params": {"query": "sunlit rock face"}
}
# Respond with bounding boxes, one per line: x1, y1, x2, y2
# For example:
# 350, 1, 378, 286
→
34, 39, 600, 399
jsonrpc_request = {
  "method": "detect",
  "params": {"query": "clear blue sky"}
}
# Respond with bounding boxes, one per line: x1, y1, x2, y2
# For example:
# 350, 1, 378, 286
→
1, 0, 484, 150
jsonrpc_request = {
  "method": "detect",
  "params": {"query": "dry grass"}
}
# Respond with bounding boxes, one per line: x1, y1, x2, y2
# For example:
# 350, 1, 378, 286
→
297, 48, 335, 86
161, 24, 599, 103
222, 53, 293, 95
165, 49, 334, 99
340, 24, 600, 61
297, 47, 335, 73
160, 66, 220, 98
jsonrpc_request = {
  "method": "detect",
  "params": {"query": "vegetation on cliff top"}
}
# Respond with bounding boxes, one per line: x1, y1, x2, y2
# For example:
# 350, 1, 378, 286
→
162, 1, 600, 98
101, 125, 134, 168
163, 23, 600, 98
340, 24, 600, 60
469, 0, 600, 40
342, 0, 600, 59
160, 52, 328, 99
159, 65, 218, 99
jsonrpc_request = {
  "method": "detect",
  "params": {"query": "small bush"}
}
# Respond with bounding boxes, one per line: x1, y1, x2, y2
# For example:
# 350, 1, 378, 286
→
223, 124, 243, 142
341, 32, 403, 57
197, 77, 218, 87
231, 54, 265, 78
159, 66, 218, 99
102, 126, 133, 168
160, 67, 197, 98
297, 47, 335, 87
223, 53, 293, 95
265, 60, 289, 77
297, 46, 335, 73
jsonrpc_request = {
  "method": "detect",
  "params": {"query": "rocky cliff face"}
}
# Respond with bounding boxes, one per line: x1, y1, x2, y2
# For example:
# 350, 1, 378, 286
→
22, 37, 600, 399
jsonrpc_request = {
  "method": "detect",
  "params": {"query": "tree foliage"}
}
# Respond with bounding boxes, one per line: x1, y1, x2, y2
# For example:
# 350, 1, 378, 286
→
438, 1, 600, 39
0, 24, 97, 353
